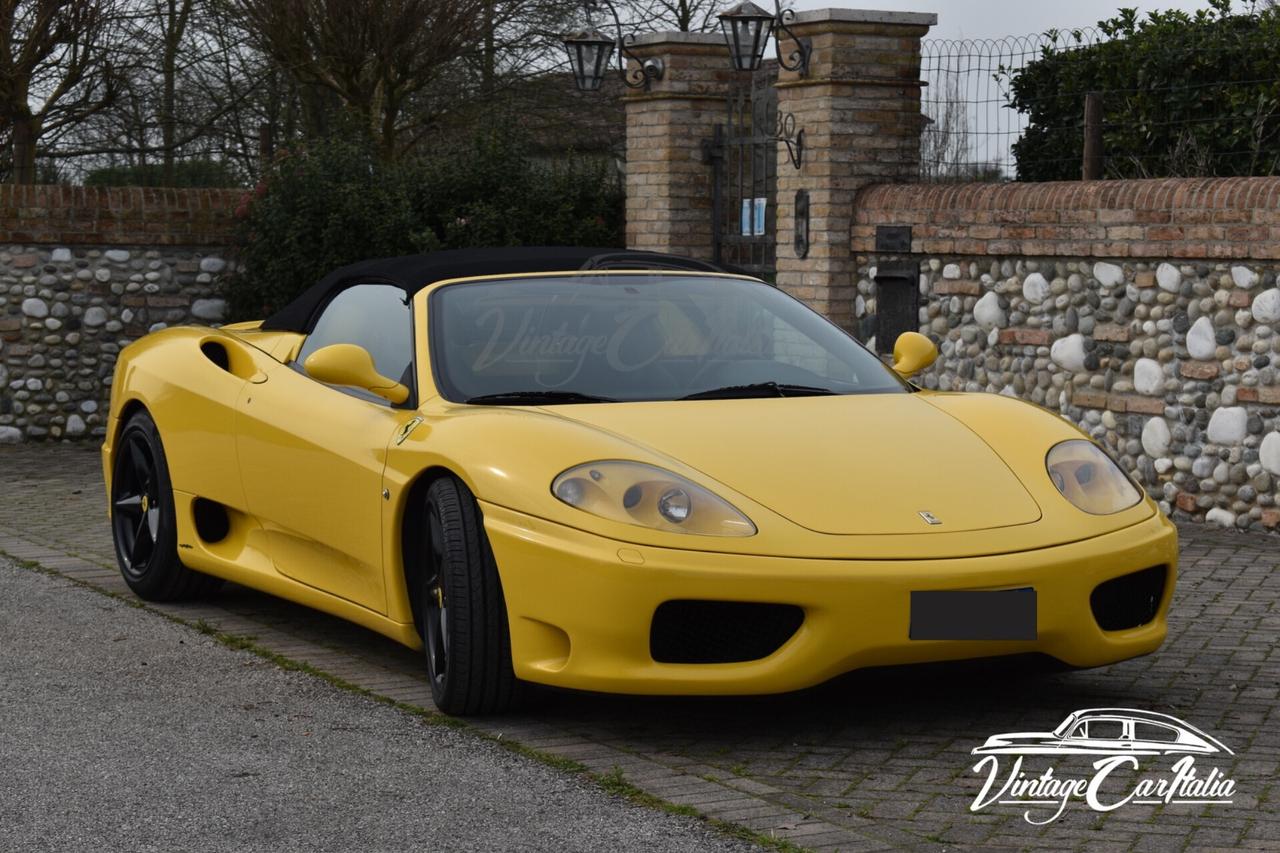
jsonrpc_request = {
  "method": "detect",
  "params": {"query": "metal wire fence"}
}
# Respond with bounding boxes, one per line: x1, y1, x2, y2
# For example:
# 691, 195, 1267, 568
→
920, 28, 1105, 182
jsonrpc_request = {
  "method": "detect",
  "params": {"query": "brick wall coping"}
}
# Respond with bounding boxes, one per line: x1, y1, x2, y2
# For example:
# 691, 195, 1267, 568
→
0, 184, 241, 247
792, 8, 937, 26
852, 176, 1280, 260
857, 176, 1280, 213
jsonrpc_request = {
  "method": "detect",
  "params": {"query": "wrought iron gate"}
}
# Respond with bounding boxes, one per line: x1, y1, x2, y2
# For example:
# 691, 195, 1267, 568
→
706, 68, 778, 279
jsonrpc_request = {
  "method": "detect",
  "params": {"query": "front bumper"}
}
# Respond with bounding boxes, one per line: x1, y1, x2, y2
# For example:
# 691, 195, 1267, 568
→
482, 503, 1178, 695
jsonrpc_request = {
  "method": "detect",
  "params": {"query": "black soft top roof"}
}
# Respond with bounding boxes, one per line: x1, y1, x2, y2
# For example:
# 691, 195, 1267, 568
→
260, 246, 745, 333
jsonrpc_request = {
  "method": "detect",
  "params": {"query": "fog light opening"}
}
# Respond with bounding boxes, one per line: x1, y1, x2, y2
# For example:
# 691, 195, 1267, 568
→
650, 600, 803, 664
1090, 565, 1167, 631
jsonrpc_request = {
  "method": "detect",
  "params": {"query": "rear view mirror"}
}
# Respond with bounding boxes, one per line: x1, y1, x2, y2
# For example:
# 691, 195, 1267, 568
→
890, 332, 938, 379
304, 344, 409, 404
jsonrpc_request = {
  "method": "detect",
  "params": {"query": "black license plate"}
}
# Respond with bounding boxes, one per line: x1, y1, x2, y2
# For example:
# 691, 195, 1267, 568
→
909, 588, 1037, 641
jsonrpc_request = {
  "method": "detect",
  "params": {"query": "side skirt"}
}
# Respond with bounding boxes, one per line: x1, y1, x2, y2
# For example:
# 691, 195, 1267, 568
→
170, 489, 424, 650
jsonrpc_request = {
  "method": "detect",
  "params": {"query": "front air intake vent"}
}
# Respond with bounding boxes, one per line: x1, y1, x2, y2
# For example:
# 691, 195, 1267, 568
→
192, 497, 231, 544
650, 600, 803, 664
199, 337, 260, 380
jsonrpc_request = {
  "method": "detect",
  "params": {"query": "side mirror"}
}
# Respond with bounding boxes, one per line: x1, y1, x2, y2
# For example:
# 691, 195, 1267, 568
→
303, 343, 409, 404
890, 331, 937, 379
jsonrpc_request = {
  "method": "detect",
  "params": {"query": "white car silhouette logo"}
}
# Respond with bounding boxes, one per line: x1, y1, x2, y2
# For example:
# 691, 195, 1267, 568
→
972, 708, 1233, 757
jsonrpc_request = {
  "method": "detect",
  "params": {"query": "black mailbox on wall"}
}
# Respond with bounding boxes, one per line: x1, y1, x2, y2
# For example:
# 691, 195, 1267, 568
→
873, 260, 919, 356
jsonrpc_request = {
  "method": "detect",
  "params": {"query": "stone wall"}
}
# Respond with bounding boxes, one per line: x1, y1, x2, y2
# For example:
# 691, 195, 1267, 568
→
0, 187, 239, 443
851, 176, 1280, 531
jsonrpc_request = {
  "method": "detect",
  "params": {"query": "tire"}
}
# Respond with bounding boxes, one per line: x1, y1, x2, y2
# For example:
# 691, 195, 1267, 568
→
422, 476, 520, 715
110, 409, 222, 601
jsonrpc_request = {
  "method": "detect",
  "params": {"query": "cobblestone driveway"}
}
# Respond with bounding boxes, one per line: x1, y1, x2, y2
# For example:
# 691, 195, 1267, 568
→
2, 444, 1277, 851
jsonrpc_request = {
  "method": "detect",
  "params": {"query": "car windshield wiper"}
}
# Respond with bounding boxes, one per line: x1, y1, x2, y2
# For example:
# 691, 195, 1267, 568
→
463, 390, 617, 405
678, 381, 837, 401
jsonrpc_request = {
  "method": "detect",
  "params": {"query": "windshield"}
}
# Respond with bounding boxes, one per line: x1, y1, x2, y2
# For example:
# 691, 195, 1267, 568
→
428, 274, 908, 403
1053, 715, 1078, 738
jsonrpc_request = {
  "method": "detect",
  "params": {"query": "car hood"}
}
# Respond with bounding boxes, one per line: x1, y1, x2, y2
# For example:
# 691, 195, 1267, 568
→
980, 732, 1054, 745
972, 732, 1058, 752
542, 393, 1042, 536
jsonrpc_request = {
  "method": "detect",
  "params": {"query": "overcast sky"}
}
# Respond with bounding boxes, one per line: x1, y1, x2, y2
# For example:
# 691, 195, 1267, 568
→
788, 0, 1242, 40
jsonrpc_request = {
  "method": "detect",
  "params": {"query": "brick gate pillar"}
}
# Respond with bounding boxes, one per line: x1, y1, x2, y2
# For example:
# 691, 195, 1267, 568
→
623, 33, 734, 258
773, 9, 936, 329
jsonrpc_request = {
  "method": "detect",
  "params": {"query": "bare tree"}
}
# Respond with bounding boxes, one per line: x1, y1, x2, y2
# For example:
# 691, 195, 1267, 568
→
152, 0, 194, 182
176, 2, 289, 179
567, 0, 731, 32
474, 0, 731, 101
230, 0, 489, 160
473, 0, 577, 91
1, 0, 694, 184
920, 71, 1003, 181
631, 0, 725, 32
0, 0, 124, 183
920, 73, 972, 181
37, 0, 276, 184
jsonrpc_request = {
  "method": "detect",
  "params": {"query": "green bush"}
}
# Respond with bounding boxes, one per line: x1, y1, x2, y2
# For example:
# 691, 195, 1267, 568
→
226, 139, 421, 317
410, 131, 624, 251
1008, 0, 1280, 181
84, 159, 243, 188
227, 129, 624, 320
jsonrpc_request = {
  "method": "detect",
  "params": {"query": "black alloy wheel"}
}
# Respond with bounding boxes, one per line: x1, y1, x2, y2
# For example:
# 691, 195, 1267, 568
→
421, 476, 521, 715
112, 430, 163, 579
424, 499, 450, 692
110, 410, 221, 601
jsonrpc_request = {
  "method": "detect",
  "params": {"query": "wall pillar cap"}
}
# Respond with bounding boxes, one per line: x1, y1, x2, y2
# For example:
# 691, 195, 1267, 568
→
627, 31, 726, 48
791, 8, 938, 26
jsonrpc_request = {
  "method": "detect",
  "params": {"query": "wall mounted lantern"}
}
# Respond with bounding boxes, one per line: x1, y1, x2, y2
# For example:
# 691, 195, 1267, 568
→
562, 0, 665, 92
717, 0, 811, 76
717, 0, 807, 169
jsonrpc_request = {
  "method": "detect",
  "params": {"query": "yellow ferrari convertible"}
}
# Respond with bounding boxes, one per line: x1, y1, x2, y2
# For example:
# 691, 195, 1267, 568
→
103, 247, 1177, 714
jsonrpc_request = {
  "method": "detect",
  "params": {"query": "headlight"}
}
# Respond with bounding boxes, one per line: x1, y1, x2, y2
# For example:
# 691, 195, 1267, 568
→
551, 460, 756, 536
1045, 440, 1141, 515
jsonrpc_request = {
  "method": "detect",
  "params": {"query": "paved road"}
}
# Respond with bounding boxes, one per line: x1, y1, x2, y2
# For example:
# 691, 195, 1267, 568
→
0, 559, 755, 853
2, 444, 1278, 850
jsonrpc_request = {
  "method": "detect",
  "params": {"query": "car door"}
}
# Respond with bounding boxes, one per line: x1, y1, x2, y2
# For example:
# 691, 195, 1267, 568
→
235, 282, 418, 614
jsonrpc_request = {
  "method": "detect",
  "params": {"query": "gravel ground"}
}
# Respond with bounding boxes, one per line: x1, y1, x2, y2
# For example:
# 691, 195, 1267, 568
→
0, 559, 756, 853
